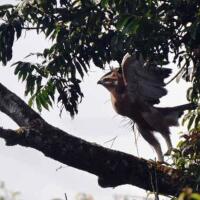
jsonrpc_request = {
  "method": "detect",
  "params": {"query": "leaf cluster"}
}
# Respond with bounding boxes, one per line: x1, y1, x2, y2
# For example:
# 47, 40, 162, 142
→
172, 130, 200, 190
0, 181, 20, 200
0, 4, 22, 65
0, 0, 126, 116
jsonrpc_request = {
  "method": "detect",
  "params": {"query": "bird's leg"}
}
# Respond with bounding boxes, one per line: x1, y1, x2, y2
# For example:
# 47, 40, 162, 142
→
163, 133, 173, 156
137, 126, 164, 162
154, 144, 164, 162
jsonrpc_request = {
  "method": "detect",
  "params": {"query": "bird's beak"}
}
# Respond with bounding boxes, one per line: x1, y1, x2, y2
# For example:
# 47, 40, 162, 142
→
97, 80, 104, 85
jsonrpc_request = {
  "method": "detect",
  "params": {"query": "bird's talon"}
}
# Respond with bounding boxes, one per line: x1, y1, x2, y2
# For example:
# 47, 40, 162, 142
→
164, 148, 173, 156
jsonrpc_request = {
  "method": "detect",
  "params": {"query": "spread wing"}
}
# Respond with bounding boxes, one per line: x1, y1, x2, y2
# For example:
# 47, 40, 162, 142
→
121, 53, 172, 105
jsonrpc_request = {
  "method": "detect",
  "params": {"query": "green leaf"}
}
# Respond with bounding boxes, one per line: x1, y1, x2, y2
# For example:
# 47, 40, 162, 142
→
28, 95, 36, 107
116, 15, 133, 30
191, 193, 200, 200
186, 87, 193, 101
36, 96, 42, 112
101, 0, 109, 7
25, 75, 35, 95
75, 61, 84, 78
77, 57, 88, 73
182, 112, 192, 126
123, 18, 140, 34
187, 114, 195, 130
13, 21, 22, 39
38, 93, 49, 110
194, 115, 200, 128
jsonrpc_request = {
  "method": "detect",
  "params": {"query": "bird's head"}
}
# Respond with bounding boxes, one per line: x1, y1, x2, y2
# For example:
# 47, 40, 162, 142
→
97, 68, 125, 92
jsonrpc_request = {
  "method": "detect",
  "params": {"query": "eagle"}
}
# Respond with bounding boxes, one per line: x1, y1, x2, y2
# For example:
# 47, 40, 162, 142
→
97, 53, 196, 161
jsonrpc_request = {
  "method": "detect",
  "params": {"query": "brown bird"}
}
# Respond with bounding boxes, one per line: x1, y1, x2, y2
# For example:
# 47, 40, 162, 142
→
98, 53, 196, 161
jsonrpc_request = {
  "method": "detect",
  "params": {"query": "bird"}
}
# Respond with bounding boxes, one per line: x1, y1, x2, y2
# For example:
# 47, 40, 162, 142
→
97, 53, 196, 162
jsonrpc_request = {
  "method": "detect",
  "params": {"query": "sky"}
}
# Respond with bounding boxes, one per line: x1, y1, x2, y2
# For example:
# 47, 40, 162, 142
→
0, 1, 191, 200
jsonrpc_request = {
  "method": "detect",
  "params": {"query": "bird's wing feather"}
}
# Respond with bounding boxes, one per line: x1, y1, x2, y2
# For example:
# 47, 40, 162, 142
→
122, 53, 172, 105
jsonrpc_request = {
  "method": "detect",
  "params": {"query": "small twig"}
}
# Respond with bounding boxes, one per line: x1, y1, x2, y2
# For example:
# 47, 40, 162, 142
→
56, 165, 67, 171
165, 65, 186, 85
119, 117, 132, 128
149, 162, 160, 200
56, 165, 63, 171
104, 136, 118, 148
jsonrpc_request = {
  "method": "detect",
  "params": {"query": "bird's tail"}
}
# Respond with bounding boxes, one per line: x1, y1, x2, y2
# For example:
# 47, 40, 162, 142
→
171, 103, 197, 114
157, 103, 197, 126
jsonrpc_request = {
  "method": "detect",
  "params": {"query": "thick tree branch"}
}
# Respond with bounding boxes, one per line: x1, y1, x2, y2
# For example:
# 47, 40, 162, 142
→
0, 82, 196, 196
0, 83, 43, 127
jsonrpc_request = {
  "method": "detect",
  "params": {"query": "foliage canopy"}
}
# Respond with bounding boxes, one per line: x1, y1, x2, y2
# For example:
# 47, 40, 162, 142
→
0, 0, 200, 119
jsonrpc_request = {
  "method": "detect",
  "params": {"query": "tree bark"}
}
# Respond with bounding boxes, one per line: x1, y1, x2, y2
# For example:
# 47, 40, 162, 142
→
0, 82, 195, 196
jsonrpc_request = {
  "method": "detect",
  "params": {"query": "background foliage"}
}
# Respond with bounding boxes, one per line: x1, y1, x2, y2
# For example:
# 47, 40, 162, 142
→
0, 182, 20, 200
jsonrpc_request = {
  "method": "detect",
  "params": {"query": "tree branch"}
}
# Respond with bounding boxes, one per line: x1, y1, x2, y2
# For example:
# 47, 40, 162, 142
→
0, 82, 196, 196
0, 82, 43, 127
